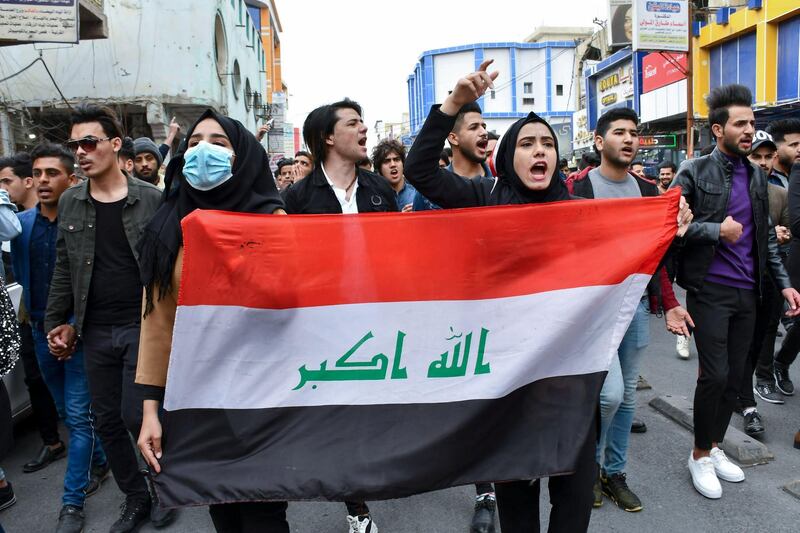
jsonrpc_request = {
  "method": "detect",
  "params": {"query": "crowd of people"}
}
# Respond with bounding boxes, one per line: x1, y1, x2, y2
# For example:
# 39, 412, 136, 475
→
0, 57, 798, 533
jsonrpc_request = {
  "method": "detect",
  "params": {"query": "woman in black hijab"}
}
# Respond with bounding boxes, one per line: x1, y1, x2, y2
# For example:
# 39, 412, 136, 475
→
404, 62, 595, 533
135, 110, 288, 533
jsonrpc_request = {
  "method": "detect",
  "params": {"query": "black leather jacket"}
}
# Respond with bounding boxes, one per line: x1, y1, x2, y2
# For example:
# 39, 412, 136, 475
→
670, 147, 790, 296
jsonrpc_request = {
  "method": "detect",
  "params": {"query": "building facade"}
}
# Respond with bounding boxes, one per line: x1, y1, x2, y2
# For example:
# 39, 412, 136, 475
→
407, 41, 580, 153
693, 0, 800, 126
0, 0, 272, 155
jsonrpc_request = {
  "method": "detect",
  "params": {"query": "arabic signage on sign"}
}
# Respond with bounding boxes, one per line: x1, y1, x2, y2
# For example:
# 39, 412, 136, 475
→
572, 109, 593, 151
639, 134, 677, 149
642, 52, 687, 93
595, 60, 634, 118
632, 0, 689, 52
608, 0, 633, 48
0, 0, 79, 44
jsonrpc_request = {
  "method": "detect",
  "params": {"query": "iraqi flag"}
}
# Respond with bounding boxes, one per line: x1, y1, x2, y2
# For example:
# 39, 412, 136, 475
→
154, 189, 680, 507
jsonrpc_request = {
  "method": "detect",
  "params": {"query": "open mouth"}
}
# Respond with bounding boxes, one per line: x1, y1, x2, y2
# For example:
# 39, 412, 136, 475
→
358, 138, 367, 147
530, 161, 548, 178
477, 139, 488, 150
389, 169, 399, 176
620, 148, 634, 157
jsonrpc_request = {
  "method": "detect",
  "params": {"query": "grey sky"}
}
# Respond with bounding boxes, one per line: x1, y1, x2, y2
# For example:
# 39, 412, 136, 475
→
278, 0, 609, 137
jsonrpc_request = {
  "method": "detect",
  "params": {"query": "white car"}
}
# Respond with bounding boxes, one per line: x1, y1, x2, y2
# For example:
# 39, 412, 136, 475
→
1, 282, 31, 421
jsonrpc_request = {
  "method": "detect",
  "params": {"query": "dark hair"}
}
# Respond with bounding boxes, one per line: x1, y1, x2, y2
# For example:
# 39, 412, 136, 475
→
658, 160, 677, 172
595, 107, 639, 140
444, 147, 453, 158
453, 102, 483, 133
439, 150, 450, 164
274, 158, 294, 178
579, 151, 600, 170
294, 150, 312, 160
611, 4, 632, 44
302, 98, 362, 164
119, 136, 135, 161
30, 143, 76, 174
766, 118, 800, 144
356, 158, 372, 168
69, 102, 124, 140
488, 131, 501, 141
630, 160, 643, 167
0, 152, 32, 178
371, 139, 406, 172
706, 84, 752, 130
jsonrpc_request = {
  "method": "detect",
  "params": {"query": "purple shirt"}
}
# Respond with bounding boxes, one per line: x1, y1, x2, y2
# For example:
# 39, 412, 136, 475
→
705, 154, 756, 289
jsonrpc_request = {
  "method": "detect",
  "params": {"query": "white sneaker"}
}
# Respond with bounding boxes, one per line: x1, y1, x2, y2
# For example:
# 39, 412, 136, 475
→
687, 451, 722, 499
676, 335, 690, 359
347, 515, 378, 533
709, 447, 745, 482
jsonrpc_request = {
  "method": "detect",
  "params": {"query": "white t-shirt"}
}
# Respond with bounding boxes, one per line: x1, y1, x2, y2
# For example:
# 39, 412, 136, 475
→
322, 163, 359, 214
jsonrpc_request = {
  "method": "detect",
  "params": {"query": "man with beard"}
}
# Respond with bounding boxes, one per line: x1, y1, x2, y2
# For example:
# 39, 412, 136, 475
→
765, 119, 800, 189
412, 102, 492, 211
118, 137, 135, 175
657, 162, 677, 194
570, 107, 692, 513
133, 138, 164, 186
372, 139, 416, 212
671, 84, 800, 499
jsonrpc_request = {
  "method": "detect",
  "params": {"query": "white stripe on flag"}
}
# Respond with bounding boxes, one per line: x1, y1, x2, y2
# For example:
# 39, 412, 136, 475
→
164, 274, 650, 411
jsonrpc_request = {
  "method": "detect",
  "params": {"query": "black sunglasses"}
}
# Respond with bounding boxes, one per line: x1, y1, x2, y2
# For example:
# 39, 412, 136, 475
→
65, 136, 112, 153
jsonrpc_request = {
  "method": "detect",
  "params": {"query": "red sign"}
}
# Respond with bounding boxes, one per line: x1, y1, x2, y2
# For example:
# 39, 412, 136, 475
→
642, 52, 687, 93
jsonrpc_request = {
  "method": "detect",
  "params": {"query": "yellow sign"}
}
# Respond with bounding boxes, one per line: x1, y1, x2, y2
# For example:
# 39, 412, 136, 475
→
599, 73, 621, 92
601, 93, 618, 106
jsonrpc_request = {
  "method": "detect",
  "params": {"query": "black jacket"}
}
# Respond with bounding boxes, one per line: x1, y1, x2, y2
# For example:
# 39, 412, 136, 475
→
670, 147, 790, 296
405, 106, 545, 207
283, 166, 398, 214
785, 163, 800, 287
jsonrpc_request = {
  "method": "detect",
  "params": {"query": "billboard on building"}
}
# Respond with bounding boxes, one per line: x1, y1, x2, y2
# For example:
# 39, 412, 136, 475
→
572, 109, 593, 151
0, 0, 79, 44
596, 60, 635, 118
632, 0, 689, 52
642, 52, 687, 93
608, 0, 633, 48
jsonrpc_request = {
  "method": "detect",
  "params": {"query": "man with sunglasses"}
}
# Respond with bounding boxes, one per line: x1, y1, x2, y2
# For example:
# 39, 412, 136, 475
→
44, 103, 173, 533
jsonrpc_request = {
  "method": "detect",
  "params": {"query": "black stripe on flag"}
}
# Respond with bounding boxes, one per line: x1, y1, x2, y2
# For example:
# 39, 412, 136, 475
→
153, 372, 603, 507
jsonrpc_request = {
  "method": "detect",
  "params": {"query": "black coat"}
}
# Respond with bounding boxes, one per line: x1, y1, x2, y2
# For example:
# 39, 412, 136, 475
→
283, 166, 398, 214
670, 147, 790, 296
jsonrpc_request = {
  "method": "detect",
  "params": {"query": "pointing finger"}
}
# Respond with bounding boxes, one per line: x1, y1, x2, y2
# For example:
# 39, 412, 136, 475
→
478, 59, 494, 72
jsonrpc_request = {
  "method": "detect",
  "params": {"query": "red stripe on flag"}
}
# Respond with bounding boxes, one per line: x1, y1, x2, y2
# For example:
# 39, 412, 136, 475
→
178, 189, 680, 309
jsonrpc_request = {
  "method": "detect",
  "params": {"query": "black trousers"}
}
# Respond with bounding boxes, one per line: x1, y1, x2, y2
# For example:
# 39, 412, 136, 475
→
19, 321, 61, 446
775, 322, 800, 369
494, 414, 596, 533
739, 274, 783, 408
82, 322, 148, 500
208, 502, 289, 533
687, 282, 756, 450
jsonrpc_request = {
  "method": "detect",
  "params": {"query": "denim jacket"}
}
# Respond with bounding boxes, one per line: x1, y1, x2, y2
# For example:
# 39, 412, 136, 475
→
44, 175, 162, 337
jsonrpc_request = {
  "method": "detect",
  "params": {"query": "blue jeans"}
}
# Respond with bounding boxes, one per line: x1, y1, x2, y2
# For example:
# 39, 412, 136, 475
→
596, 300, 649, 475
31, 328, 106, 508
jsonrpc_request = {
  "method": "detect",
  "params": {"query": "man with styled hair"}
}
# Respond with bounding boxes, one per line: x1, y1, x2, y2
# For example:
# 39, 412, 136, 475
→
372, 139, 416, 212
672, 84, 800, 499
45, 103, 173, 531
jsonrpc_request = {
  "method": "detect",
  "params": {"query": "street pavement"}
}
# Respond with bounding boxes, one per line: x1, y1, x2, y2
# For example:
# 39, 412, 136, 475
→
2, 303, 800, 532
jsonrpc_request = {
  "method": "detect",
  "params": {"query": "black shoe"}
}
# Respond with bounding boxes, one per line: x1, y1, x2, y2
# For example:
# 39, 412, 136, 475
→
23, 442, 66, 473
0, 482, 16, 511
774, 366, 795, 396
602, 473, 642, 512
109, 497, 150, 533
753, 382, 784, 404
85, 462, 110, 498
593, 467, 603, 508
469, 493, 496, 533
56, 505, 85, 533
630, 418, 647, 433
744, 410, 765, 437
777, 330, 784, 337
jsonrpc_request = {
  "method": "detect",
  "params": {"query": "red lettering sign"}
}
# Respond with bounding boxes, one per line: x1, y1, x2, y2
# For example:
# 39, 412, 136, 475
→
642, 52, 687, 93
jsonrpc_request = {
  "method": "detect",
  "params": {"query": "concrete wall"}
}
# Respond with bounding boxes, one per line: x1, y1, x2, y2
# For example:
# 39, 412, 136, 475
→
0, 0, 265, 135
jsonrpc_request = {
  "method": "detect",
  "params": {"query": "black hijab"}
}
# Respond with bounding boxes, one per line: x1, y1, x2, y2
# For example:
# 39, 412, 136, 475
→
139, 109, 283, 314
494, 112, 571, 203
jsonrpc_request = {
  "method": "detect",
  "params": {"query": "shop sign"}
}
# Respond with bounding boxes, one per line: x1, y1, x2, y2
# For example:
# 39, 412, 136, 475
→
639, 134, 677, 148
642, 52, 687, 93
